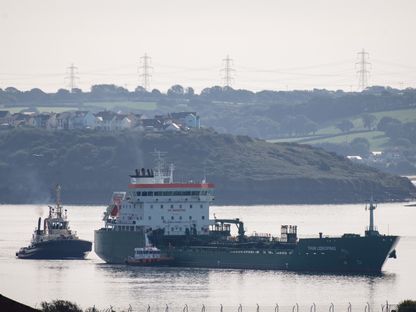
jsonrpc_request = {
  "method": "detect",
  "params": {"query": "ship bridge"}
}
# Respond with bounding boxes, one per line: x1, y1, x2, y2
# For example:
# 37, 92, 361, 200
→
106, 161, 215, 237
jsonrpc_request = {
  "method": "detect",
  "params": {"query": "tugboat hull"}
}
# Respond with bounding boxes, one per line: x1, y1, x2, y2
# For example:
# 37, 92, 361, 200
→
16, 239, 92, 260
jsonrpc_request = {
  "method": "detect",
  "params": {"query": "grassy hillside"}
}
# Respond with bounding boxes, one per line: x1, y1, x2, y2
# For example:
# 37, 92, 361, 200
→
270, 107, 416, 150
0, 128, 414, 205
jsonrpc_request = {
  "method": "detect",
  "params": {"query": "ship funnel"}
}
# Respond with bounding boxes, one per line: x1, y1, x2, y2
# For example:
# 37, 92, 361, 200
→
37, 217, 42, 234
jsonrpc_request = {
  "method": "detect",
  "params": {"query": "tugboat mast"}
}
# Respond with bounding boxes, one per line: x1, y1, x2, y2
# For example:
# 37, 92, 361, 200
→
55, 184, 63, 219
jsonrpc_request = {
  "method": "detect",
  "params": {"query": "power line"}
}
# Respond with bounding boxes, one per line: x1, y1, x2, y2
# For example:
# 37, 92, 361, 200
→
356, 49, 371, 91
139, 53, 153, 91
221, 55, 235, 88
65, 64, 79, 92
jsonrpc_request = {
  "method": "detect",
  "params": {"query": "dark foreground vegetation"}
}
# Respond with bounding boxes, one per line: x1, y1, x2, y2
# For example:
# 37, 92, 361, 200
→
0, 128, 414, 205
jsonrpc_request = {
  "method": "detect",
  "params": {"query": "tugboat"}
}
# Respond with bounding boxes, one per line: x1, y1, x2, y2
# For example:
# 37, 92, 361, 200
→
125, 234, 174, 266
16, 185, 92, 259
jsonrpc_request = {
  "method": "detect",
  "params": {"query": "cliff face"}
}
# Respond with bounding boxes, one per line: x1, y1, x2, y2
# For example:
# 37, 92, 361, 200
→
0, 128, 414, 205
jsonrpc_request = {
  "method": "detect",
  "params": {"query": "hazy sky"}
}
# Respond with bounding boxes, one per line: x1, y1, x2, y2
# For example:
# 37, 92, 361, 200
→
1, 0, 416, 92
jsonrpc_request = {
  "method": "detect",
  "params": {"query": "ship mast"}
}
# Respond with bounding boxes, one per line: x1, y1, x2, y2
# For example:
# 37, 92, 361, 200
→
369, 198, 376, 231
55, 184, 62, 218
366, 196, 379, 236
152, 150, 172, 183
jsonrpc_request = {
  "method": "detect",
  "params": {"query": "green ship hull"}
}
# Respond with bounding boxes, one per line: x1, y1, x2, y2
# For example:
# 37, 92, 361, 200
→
94, 228, 145, 264
94, 228, 398, 273
168, 236, 398, 273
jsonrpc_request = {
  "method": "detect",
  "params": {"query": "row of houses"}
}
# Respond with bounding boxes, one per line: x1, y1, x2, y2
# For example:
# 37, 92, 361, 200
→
0, 110, 200, 132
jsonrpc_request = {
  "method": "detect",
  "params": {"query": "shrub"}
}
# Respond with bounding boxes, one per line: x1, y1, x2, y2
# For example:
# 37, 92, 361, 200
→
398, 300, 416, 312
41, 300, 82, 312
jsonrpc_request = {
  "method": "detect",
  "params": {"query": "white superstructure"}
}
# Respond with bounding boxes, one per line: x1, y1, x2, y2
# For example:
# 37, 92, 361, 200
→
103, 157, 215, 236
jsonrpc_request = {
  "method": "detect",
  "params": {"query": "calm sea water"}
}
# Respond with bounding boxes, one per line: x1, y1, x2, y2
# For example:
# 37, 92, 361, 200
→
0, 203, 415, 310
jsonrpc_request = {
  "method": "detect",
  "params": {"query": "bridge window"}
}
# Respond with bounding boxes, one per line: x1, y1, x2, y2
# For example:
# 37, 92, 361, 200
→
202, 216, 205, 220
189, 216, 192, 220
200, 204, 203, 208
190, 204, 193, 208
160, 205, 164, 209
179, 216, 182, 220
136, 192, 141, 196
148, 216, 151, 220
171, 216, 174, 220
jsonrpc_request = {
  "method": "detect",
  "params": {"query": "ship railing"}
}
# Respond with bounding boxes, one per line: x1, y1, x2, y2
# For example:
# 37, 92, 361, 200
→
137, 302, 397, 312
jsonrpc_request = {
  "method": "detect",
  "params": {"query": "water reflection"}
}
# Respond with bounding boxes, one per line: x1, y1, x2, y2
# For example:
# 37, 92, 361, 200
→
0, 204, 414, 310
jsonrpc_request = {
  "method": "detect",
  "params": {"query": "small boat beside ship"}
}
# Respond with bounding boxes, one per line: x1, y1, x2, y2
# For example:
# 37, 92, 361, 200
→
16, 185, 92, 260
125, 235, 174, 266
94, 154, 399, 273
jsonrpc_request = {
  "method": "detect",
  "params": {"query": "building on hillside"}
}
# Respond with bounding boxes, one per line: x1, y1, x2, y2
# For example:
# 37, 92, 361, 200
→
10, 112, 34, 127
0, 110, 11, 126
33, 113, 51, 128
95, 111, 117, 131
46, 113, 57, 129
164, 122, 181, 131
170, 112, 200, 129
346, 155, 363, 162
141, 118, 164, 131
56, 112, 73, 130
112, 114, 133, 130
69, 111, 98, 129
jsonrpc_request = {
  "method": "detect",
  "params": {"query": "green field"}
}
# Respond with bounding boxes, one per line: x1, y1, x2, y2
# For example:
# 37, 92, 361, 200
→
84, 101, 157, 111
1, 101, 157, 114
0, 106, 79, 113
269, 108, 416, 150
270, 131, 389, 149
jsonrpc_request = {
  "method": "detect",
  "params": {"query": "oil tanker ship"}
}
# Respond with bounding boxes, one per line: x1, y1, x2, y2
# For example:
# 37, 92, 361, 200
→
94, 155, 398, 273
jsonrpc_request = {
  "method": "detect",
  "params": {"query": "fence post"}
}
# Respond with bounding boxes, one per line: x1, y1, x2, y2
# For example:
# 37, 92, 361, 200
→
202, 304, 206, 312
348, 302, 352, 312
329, 303, 335, 312
238, 304, 243, 312
275, 304, 279, 312
257, 304, 260, 312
